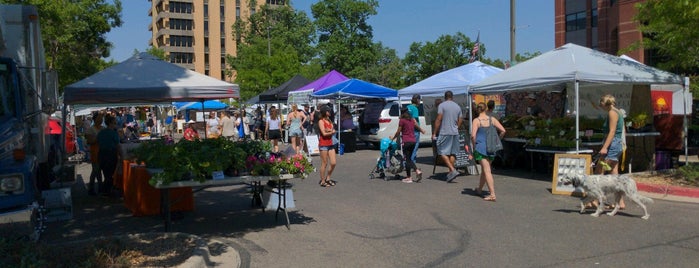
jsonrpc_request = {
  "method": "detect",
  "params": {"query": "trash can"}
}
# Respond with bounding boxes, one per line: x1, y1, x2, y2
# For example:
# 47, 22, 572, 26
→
655, 151, 672, 170
340, 131, 356, 153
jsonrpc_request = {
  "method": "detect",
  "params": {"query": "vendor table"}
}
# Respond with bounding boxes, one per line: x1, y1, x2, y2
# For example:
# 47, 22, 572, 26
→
153, 174, 300, 232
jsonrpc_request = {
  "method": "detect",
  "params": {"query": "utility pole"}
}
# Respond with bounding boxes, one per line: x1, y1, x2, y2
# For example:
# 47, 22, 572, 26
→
510, 0, 516, 64
267, 26, 271, 90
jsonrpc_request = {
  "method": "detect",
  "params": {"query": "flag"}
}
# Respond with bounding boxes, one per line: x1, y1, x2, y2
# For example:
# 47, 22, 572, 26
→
470, 31, 480, 62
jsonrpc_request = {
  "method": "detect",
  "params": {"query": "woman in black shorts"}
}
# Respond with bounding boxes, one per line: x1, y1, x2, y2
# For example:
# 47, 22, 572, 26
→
265, 108, 282, 153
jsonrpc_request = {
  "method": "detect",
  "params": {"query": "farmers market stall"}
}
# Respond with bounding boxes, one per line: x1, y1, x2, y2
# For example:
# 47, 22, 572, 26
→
470, 43, 689, 173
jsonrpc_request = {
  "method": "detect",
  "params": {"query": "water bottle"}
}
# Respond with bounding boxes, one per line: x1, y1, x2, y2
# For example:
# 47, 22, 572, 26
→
339, 143, 345, 155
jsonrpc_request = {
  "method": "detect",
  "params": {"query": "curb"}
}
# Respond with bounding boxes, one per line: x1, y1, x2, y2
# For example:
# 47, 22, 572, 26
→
637, 182, 699, 203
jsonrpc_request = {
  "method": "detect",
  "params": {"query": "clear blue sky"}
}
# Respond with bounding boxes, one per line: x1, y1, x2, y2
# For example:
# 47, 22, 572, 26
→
106, 0, 553, 63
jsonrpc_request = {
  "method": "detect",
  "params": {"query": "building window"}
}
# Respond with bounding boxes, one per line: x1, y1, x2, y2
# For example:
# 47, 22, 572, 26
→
204, 21, 209, 35
169, 2, 193, 14
220, 5, 225, 17
221, 38, 225, 49
565, 11, 586, 31
267, 0, 286, 5
170, 52, 193, 64
204, 4, 208, 18
170, 35, 193, 47
591, 9, 598, 28
220, 22, 225, 35
169, 19, 193, 30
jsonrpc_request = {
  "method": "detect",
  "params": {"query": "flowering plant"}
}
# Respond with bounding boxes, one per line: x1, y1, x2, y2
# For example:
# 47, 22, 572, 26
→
246, 152, 313, 177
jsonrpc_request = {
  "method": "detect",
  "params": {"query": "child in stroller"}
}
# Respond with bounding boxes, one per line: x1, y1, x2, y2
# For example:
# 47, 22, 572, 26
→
369, 137, 404, 180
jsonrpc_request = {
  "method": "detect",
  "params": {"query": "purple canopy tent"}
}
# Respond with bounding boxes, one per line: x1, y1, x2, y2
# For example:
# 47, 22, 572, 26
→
287, 70, 349, 105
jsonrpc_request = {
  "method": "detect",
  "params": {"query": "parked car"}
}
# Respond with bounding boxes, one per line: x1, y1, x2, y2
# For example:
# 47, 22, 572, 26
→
357, 101, 433, 147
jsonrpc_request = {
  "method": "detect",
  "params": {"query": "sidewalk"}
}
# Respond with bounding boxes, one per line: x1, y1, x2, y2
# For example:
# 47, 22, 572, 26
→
635, 155, 699, 204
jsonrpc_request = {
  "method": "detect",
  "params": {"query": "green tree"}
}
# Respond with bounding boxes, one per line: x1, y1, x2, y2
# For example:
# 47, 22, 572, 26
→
311, 0, 379, 78
363, 43, 405, 89
1, 0, 122, 92
145, 46, 167, 60
228, 3, 316, 101
403, 32, 477, 84
634, 0, 699, 94
481, 51, 542, 69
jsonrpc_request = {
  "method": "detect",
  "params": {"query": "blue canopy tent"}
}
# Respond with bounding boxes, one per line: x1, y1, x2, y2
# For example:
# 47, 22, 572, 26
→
312, 79, 398, 151
311, 78, 398, 99
173, 100, 228, 121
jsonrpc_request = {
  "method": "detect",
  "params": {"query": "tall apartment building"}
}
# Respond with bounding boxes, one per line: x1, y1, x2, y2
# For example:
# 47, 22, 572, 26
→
148, 0, 287, 81
554, 0, 653, 64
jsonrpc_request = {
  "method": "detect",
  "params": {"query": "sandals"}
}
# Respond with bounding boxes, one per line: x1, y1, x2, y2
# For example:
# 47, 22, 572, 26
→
402, 178, 414, 183
320, 182, 329, 187
483, 195, 496, 202
415, 170, 423, 183
326, 179, 336, 186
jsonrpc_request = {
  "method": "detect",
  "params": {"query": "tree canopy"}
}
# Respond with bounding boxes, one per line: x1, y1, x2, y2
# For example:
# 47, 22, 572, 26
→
1, 0, 123, 91
634, 0, 699, 94
311, 0, 379, 78
227, 3, 317, 100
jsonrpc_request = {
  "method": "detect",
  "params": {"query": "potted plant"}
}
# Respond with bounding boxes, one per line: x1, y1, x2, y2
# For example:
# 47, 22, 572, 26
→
630, 112, 649, 129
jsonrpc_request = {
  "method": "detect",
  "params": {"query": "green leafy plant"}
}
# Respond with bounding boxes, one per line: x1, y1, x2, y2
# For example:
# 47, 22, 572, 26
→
630, 112, 649, 129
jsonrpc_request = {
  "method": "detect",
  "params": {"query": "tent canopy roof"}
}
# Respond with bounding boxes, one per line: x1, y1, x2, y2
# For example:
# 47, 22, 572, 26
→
173, 100, 228, 111
258, 74, 311, 103
64, 53, 240, 105
311, 79, 397, 99
399, 61, 502, 97
291, 70, 349, 93
470, 43, 683, 94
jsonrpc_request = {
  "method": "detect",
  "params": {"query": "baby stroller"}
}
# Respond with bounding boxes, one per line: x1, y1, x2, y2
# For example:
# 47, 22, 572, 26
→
369, 137, 404, 180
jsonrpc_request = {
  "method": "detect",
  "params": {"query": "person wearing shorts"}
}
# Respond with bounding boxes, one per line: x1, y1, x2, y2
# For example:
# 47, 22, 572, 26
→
265, 108, 282, 153
432, 91, 463, 183
317, 105, 337, 187
472, 103, 506, 202
286, 104, 307, 155
595, 94, 626, 208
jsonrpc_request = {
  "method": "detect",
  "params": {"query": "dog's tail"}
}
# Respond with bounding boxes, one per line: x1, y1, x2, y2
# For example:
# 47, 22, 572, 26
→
638, 195, 654, 204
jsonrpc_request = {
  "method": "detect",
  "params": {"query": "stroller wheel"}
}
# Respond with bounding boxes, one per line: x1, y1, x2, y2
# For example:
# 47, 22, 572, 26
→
369, 174, 375, 179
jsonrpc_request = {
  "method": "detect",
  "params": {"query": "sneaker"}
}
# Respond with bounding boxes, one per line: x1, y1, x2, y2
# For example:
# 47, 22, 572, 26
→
402, 178, 413, 183
446, 170, 459, 183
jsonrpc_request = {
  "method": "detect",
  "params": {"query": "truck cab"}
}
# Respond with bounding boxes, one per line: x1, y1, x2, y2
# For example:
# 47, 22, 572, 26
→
0, 4, 58, 240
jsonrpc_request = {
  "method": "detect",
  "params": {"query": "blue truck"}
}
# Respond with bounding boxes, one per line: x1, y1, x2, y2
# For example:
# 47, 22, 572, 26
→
0, 4, 58, 240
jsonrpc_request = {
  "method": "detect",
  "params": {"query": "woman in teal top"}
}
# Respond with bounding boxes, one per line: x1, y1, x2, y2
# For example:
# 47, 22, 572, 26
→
595, 94, 626, 208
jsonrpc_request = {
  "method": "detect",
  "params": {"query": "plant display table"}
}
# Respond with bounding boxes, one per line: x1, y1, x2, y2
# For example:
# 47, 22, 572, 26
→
153, 174, 302, 232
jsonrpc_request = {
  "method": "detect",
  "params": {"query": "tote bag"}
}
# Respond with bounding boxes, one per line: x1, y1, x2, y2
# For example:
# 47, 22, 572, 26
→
486, 116, 503, 154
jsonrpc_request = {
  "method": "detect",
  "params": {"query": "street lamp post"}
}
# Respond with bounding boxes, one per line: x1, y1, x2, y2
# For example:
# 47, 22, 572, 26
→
267, 26, 271, 90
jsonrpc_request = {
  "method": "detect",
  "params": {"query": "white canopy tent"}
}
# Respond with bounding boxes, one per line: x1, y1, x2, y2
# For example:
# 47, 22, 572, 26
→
64, 53, 239, 104
398, 61, 502, 98
60, 53, 240, 153
470, 43, 689, 158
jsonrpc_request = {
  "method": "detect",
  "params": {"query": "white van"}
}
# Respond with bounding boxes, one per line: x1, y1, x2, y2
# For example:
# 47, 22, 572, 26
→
357, 101, 433, 147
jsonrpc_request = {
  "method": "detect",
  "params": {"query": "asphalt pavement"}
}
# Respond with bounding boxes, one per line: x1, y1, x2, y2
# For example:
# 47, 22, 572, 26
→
44, 143, 699, 268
